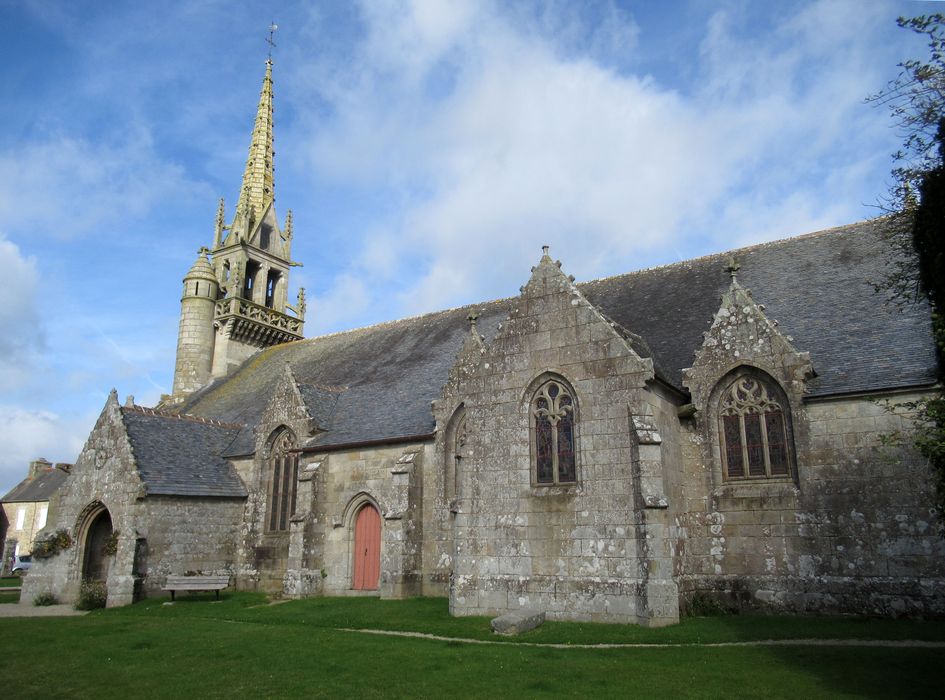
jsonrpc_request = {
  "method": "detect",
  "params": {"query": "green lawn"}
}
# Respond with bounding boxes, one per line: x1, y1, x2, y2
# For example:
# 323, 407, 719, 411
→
0, 576, 21, 587
1, 594, 942, 699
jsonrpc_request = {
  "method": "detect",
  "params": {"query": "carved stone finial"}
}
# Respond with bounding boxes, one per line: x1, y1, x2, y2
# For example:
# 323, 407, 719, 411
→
542, 245, 550, 257
297, 287, 307, 318
213, 197, 226, 248
725, 256, 741, 280
467, 311, 479, 330
198, 246, 210, 257
125, 395, 135, 408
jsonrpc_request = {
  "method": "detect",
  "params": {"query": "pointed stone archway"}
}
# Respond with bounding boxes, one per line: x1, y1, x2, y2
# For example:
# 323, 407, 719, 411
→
81, 507, 113, 582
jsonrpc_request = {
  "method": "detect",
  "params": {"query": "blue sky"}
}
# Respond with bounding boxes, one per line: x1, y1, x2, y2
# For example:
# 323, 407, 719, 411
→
0, 0, 937, 494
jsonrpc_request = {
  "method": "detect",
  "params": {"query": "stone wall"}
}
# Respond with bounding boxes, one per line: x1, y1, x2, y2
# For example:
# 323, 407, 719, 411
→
135, 496, 245, 597
21, 392, 144, 607
286, 442, 426, 599
676, 275, 945, 616
676, 391, 945, 616
438, 251, 680, 625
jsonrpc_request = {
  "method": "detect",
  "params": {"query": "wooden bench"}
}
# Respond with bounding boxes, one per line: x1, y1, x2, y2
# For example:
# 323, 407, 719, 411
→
162, 575, 230, 601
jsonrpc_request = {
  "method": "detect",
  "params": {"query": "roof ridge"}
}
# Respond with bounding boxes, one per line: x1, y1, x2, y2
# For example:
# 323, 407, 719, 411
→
286, 219, 881, 346
578, 218, 881, 286
297, 380, 347, 394
121, 404, 244, 430
288, 295, 515, 345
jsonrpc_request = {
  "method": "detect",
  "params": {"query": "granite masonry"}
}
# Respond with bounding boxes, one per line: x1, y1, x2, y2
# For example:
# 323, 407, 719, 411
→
21, 58, 945, 622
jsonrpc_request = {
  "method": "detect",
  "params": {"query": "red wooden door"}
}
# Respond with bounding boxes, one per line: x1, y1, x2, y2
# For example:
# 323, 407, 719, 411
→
353, 504, 380, 590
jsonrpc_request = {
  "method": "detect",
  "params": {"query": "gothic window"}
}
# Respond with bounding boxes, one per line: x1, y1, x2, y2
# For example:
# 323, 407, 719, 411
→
267, 428, 299, 532
718, 374, 792, 480
244, 261, 260, 301
531, 378, 577, 485
265, 270, 280, 309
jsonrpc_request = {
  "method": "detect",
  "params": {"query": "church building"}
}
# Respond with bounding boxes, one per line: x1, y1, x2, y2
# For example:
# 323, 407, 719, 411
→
21, 59, 945, 625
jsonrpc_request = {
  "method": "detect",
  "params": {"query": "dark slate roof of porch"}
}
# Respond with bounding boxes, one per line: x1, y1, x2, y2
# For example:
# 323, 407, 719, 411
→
120, 408, 247, 497
179, 218, 937, 456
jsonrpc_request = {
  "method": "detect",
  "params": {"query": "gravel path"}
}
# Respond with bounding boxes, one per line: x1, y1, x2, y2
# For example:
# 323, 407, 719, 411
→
0, 601, 88, 617
338, 627, 945, 649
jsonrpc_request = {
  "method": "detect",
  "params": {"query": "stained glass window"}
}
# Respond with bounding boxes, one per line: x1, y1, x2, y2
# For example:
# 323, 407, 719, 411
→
532, 379, 577, 485
267, 429, 298, 532
718, 375, 793, 481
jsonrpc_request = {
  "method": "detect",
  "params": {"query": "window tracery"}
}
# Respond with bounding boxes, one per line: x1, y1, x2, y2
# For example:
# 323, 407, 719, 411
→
718, 375, 792, 480
267, 428, 298, 531
531, 379, 577, 485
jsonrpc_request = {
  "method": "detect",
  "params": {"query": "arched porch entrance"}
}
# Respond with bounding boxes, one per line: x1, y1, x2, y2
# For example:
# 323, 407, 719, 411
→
352, 503, 380, 591
82, 507, 113, 582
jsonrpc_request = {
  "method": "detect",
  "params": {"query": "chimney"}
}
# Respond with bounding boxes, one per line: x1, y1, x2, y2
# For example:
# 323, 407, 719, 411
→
29, 458, 53, 478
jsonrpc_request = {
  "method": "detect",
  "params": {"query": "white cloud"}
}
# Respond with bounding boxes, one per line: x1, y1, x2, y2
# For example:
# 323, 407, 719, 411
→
0, 406, 92, 497
301, 0, 904, 325
0, 128, 210, 240
0, 233, 43, 388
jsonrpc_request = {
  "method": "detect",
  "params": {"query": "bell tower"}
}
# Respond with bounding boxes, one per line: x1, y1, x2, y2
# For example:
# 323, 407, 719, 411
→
169, 54, 305, 402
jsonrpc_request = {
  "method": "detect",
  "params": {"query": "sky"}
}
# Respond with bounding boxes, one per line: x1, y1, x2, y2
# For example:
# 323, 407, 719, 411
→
0, 0, 938, 495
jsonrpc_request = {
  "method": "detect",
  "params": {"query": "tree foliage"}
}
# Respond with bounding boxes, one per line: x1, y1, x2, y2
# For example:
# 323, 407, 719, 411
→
870, 15, 945, 520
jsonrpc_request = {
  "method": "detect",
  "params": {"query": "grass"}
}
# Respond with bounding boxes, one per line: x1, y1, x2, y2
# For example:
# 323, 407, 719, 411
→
1, 594, 943, 698
0, 576, 21, 587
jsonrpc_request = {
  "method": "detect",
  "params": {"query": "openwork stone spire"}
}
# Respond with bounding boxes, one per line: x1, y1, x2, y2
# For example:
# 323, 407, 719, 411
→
234, 59, 275, 231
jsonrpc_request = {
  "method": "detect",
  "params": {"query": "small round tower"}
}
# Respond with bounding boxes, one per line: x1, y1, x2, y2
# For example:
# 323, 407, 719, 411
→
171, 248, 219, 397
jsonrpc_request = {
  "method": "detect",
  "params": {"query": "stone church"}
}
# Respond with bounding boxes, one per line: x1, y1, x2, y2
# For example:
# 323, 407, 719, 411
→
22, 60, 945, 625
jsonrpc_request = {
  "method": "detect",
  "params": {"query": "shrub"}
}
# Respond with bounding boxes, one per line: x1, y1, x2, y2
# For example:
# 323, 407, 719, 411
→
75, 580, 107, 610
103, 530, 119, 556
32, 529, 73, 560
33, 592, 59, 607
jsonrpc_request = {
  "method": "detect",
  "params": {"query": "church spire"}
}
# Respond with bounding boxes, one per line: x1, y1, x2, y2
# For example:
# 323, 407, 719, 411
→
234, 58, 275, 234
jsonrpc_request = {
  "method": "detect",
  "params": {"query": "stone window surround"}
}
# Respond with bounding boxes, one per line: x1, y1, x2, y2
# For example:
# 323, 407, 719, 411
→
709, 366, 798, 488
527, 373, 580, 488
265, 426, 299, 533
444, 405, 467, 506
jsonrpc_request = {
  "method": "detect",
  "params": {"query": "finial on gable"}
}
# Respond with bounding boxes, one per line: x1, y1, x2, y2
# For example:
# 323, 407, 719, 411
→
467, 311, 479, 331
725, 256, 741, 281
541, 245, 551, 259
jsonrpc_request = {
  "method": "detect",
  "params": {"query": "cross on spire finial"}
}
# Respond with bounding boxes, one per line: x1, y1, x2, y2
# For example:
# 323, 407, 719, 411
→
725, 256, 741, 281
267, 22, 278, 60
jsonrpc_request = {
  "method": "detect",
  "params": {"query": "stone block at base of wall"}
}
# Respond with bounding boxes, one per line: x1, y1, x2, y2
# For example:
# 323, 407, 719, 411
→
491, 609, 545, 635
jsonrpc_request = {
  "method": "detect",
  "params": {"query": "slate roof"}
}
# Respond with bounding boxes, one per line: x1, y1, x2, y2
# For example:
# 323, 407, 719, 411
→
1, 468, 69, 503
121, 408, 247, 497
180, 219, 937, 455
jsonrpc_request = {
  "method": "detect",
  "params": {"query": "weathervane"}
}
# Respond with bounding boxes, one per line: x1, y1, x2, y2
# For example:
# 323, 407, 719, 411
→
267, 22, 278, 60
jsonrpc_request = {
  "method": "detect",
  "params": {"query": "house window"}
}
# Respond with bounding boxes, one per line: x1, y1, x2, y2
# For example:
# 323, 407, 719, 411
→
531, 378, 577, 485
37, 506, 47, 530
718, 374, 792, 480
267, 429, 299, 532
15, 507, 25, 530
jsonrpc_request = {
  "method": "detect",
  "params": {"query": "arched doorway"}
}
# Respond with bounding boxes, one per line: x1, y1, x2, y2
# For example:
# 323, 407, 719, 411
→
352, 504, 380, 590
82, 508, 113, 582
